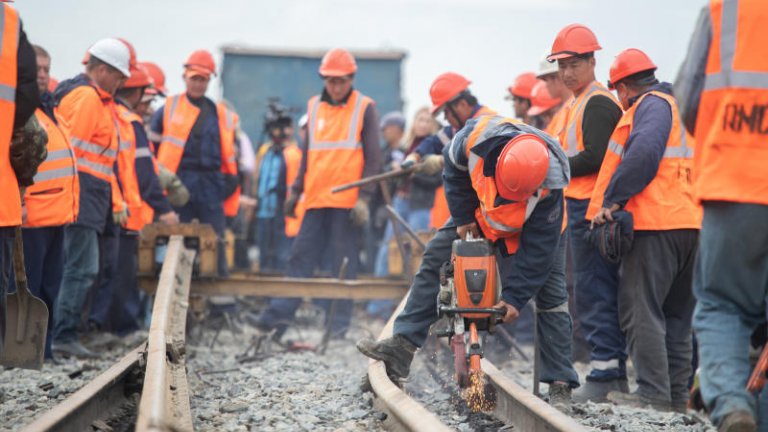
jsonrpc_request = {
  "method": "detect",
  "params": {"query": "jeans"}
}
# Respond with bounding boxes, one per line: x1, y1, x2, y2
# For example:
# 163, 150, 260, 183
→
18, 226, 66, 358
0, 227, 15, 354
567, 197, 626, 381
53, 225, 99, 344
368, 196, 431, 319
88, 219, 120, 329
618, 230, 698, 403
259, 208, 360, 338
255, 216, 288, 272
693, 202, 768, 427
393, 220, 579, 387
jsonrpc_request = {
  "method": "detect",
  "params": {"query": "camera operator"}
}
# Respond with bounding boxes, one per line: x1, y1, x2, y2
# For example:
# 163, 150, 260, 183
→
252, 102, 303, 271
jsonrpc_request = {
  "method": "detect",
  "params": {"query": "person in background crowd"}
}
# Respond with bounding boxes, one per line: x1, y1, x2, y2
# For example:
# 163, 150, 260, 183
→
368, 107, 440, 320
506, 72, 538, 124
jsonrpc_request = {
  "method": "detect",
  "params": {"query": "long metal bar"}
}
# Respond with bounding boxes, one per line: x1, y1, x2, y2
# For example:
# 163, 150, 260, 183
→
136, 235, 195, 432
20, 346, 144, 432
331, 164, 422, 193
384, 204, 427, 250
137, 274, 409, 300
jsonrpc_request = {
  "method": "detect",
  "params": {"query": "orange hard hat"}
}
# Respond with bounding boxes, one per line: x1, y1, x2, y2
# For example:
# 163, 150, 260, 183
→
48, 77, 59, 93
429, 72, 471, 114
140, 61, 167, 96
123, 63, 153, 89
507, 72, 538, 100
608, 48, 657, 89
318, 48, 357, 77
547, 24, 602, 62
495, 134, 550, 201
527, 81, 562, 117
184, 49, 216, 77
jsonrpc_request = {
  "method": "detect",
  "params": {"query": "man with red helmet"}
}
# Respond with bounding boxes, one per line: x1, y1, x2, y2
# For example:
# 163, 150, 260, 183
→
587, 49, 700, 411
256, 48, 382, 340
548, 23, 626, 402
358, 115, 579, 406
506, 72, 538, 123
150, 49, 239, 277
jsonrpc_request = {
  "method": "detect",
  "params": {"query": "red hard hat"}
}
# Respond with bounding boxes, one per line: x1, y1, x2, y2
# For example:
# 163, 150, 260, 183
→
429, 72, 471, 114
527, 81, 562, 117
184, 49, 216, 77
140, 61, 167, 96
318, 48, 357, 77
495, 134, 550, 201
608, 48, 657, 89
123, 63, 153, 89
547, 24, 602, 62
507, 72, 538, 99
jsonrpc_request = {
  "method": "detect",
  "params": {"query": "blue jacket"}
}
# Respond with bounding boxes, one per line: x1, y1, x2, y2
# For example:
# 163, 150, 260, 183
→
443, 117, 570, 310
603, 82, 674, 210
414, 105, 492, 157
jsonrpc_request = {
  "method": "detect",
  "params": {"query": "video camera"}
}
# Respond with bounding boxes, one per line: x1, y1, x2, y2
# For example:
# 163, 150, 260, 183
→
264, 98, 294, 132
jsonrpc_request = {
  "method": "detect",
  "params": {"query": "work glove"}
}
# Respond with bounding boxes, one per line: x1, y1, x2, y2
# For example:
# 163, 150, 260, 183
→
284, 192, 298, 217
10, 115, 48, 187
400, 153, 421, 170
350, 199, 370, 226
418, 154, 444, 176
158, 164, 190, 208
113, 202, 129, 226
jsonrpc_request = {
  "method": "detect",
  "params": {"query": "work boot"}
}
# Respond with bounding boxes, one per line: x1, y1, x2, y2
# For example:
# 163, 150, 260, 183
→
572, 378, 629, 403
52, 340, 98, 359
356, 334, 417, 381
718, 410, 757, 432
607, 391, 671, 411
548, 382, 572, 413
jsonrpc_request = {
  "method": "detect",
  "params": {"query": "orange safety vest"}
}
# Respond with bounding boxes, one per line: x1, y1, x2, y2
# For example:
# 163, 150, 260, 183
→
221, 107, 241, 217
283, 142, 306, 237
545, 102, 570, 141
24, 109, 79, 227
156, 94, 238, 182
115, 103, 147, 231
136, 140, 160, 228
304, 90, 373, 210
694, 0, 768, 205
429, 105, 498, 229
0, 4, 20, 226
465, 115, 550, 254
560, 81, 621, 200
586, 91, 702, 230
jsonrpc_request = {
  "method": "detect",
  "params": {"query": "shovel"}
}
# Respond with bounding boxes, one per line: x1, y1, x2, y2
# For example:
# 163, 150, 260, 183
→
1, 226, 48, 370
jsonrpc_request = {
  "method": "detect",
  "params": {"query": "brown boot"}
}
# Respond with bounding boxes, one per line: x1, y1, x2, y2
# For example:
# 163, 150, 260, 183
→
718, 410, 757, 432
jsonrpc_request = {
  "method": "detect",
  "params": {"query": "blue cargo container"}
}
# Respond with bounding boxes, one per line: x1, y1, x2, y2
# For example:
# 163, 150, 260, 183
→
220, 46, 407, 147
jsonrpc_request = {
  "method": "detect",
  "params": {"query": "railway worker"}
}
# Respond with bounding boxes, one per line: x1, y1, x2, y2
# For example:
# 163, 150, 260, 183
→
0, 2, 42, 356
256, 48, 382, 340
150, 49, 239, 277
676, 1, 768, 430
535, 54, 571, 138
15, 45, 78, 360
547, 23, 626, 402
527, 80, 562, 131
358, 115, 580, 406
51, 38, 130, 358
586, 49, 700, 412
506, 72, 538, 124
89, 63, 178, 336
136, 61, 167, 125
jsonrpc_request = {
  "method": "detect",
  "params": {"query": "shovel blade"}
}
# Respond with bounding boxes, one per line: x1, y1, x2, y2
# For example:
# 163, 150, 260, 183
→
1, 291, 48, 370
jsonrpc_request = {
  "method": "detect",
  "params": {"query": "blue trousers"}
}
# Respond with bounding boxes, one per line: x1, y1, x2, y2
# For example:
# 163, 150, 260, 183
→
0, 227, 15, 355
177, 195, 228, 277
20, 226, 65, 358
256, 216, 288, 272
107, 232, 142, 335
694, 202, 768, 427
88, 220, 120, 329
260, 208, 359, 338
567, 197, 626, 380
368, 196, 431, 319
53, 225, 99, 344
393, 220, 579, 387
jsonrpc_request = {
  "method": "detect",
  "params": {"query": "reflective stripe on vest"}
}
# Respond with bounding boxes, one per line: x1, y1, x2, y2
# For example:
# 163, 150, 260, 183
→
161, 96, 187, 149
563, 82, 612, 157
587, 90, 701, 230
32, 149, 77, 183
135, 147, 153, 158
308, 94, 364, 150
0, 4, 20, 225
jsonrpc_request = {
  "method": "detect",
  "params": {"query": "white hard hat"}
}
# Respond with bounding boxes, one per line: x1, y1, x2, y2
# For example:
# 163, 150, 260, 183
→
87, 38, 131, 77
536, 51, 558, 78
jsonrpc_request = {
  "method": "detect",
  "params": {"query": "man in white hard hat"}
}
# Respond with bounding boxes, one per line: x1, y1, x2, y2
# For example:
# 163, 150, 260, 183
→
50, 38, 131, 358
537, 53, 572, 138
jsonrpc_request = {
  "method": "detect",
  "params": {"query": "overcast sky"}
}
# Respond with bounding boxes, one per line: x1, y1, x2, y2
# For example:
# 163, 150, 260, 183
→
17, 0, 703, 123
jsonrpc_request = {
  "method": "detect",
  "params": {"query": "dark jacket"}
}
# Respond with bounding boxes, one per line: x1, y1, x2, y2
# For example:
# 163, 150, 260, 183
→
14, 20, 39, 129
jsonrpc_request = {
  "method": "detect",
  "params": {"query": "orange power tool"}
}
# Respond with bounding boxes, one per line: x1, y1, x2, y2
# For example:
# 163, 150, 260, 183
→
436, 234, 505, 388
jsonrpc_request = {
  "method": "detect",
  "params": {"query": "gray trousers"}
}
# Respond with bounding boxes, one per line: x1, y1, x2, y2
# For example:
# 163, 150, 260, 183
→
617, 229, 698, 403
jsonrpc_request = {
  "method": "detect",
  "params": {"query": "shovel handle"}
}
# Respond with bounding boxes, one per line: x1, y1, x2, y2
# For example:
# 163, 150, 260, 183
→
12, 226, 29, 342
